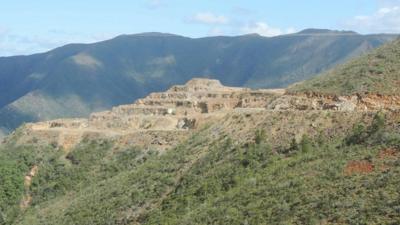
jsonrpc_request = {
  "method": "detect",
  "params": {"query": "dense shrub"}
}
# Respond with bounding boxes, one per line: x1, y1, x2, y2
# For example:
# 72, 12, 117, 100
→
2, 116, 400, 225
0, 161, 25, 224
345, 112, 389, 146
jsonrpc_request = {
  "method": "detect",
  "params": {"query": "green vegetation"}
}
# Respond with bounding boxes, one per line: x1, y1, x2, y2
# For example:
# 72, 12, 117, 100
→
0, 161, 25, 224
0, 30, 396, 135
0, 112, 399, 224
0, 144, 54, 225
0, 137, 158, 225
289, 38, 400, 95
345, 111, 399, 147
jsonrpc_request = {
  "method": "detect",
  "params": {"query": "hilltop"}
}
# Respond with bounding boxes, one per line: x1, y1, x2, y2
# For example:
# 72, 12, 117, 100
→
289, 38, 400, 95
6, 79, 284, 151
0, 75, 399, 224
0, 29, 397, 135
7, 76, 399, 152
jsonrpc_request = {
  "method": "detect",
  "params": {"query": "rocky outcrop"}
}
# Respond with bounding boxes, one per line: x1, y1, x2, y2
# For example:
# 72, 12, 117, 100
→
6, 78, 400, 151
268, 93, 400, 111
12, 79, 284, 151
85, 79, 282, 130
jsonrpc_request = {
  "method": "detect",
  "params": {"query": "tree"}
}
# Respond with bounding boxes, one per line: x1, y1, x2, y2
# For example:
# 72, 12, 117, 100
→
254, 129, 266, 145
289, 138, 299, 152
345, 123, 367, 145
368, 111, 385, 135
300, 134, 312, 153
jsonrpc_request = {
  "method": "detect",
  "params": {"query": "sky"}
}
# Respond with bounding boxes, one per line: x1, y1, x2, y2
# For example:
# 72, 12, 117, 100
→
0, 0, 400, 56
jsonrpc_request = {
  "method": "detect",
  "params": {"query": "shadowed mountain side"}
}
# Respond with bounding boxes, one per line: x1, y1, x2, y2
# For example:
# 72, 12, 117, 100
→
0, 29, 397, 134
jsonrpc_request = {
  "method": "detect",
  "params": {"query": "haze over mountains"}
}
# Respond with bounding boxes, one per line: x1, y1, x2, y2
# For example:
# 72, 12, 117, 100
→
0, 29, 397, 136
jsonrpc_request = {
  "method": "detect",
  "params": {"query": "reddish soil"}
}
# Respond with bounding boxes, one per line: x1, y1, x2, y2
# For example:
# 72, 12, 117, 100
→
344, 149, 399, 175
378, 148, 398, 160
344, 160, 374, 175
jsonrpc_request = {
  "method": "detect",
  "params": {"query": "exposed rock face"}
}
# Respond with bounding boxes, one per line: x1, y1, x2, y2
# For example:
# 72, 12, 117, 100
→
88, 78, 283, 130
6, 78, 400, 151
268, 94, 400, 111
12, 78, 284, 150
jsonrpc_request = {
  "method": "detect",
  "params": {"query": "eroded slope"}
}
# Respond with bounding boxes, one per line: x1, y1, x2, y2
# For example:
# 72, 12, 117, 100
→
1, 77, 400, 225
6, 79, 283, 151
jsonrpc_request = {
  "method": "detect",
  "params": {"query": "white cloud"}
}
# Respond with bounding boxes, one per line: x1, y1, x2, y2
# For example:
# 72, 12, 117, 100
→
345, 5, 400, 33
146, 0, 165, 9
188, 12, 229, 25
0, 34, 69, 56
240, 22, 295, 37
0, 30, 115, 56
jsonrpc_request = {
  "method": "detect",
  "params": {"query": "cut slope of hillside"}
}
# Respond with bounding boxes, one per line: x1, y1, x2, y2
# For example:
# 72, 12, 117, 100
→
289, 38, 400, 95
0, 30, 397, 134
5, 79, 284, 152
0, 74, 399, 224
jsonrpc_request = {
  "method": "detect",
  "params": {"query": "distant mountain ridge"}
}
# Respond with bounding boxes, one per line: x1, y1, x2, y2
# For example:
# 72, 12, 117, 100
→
0, 29, 397, 135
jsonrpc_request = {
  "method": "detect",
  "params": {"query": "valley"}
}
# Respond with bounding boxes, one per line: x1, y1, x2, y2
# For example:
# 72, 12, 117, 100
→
2, 1, 400, 224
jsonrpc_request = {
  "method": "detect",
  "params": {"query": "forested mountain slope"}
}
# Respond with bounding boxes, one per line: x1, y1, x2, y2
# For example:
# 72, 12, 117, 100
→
0, 29, 396, 135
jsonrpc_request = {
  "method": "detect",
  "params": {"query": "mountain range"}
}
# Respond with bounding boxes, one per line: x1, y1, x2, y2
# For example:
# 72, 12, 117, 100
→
0, 29, 397, 136
0, 36, 399, 224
